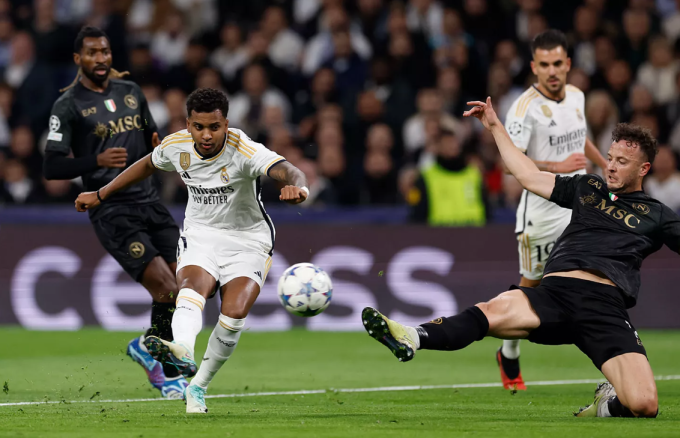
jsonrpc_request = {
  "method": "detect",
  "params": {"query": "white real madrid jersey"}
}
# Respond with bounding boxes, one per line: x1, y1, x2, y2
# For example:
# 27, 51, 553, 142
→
504, 85, 588, 233
151, 128, 285, 249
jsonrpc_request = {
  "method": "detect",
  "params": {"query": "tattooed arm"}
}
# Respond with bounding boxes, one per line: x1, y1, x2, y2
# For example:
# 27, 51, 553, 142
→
267, 161, 309, 204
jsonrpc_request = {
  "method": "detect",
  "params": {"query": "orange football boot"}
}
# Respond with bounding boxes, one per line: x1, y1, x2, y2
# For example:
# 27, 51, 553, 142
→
496, 348, 526, 391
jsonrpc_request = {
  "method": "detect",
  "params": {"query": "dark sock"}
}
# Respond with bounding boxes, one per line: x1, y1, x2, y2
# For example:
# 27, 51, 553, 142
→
498, 350, 520, 379
146, 302, 175, 341
145, 302, 179, 378
417, 306, 489, 351
607, 396, 635, 417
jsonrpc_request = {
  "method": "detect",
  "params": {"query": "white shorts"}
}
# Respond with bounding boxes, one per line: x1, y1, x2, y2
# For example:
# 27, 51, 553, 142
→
516, 215, 570, 281
177, 226, 273, 288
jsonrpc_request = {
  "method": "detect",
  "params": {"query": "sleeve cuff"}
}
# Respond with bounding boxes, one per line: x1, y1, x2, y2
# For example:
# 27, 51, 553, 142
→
265, 158, 287, 176
150, 156, 162, 170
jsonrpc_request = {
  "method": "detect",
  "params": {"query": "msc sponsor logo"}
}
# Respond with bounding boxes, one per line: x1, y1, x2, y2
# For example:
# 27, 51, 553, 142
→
108, 115, 143, 135
594, 199, 640, 228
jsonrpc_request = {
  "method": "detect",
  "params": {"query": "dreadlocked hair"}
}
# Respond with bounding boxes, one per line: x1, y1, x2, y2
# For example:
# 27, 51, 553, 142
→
59, 68, 129, 92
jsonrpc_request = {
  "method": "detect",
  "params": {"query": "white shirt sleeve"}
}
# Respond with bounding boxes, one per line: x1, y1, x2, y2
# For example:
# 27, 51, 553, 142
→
504, 97, 535, 153
151, 143, 176, 172
238, 132, 286, 178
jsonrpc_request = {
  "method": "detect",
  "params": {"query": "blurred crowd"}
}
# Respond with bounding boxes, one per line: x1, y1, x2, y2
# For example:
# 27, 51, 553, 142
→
2, 0, 680, 221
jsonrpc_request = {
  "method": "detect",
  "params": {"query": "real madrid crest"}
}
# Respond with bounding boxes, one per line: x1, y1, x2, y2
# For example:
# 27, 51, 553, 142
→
576, 108, 584, 121
180, 152, 191, 170
221, 166, 229, 184
541, 104, 553, 118
124, 94, 138, 109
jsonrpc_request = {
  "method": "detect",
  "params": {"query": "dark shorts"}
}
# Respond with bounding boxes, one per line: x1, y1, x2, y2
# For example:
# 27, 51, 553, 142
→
91, 203, 179, 282
517, 276, 647, 370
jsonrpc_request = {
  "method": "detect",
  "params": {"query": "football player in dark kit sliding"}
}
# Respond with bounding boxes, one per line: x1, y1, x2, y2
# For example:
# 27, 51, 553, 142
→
362, 96, 680, 418
43, 26, 187, 398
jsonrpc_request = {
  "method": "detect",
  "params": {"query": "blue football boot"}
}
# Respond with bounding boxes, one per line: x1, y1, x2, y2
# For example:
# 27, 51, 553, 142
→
126, 335, 165, 391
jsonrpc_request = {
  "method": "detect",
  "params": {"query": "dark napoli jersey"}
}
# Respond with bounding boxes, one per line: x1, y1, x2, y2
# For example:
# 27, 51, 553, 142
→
45, 79, 159, 219
544, 174, 680, 307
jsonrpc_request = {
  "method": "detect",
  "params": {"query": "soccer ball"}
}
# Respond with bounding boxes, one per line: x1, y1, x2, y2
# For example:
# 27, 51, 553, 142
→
277, 263, 333, 317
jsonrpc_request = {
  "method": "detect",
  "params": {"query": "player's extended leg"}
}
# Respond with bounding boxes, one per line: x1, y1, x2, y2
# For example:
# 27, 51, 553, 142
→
498, 275, 540, 391
363, 289, 540, 361
141, 258, 178, 341
185, 277, 260, 413
576, 353, 658, 418
126, 257, 187, 398
144, 265, 216, 379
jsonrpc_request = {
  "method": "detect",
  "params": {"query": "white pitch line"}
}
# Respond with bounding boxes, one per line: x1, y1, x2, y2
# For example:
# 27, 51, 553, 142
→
1, 375, 679, 408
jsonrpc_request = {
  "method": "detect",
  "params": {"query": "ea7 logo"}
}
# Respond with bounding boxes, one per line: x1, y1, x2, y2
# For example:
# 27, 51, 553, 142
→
81, 107, 97, 117
588, 179, 602, 190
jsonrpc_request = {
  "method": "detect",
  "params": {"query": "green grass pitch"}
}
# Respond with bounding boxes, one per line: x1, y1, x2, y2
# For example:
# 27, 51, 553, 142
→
1, 328, 679, 437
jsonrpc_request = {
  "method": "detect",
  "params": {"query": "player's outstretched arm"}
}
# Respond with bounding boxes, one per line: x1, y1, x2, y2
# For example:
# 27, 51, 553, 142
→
268, 161, 309, 205
75, 154, 156, 211
464, 97, 555, 200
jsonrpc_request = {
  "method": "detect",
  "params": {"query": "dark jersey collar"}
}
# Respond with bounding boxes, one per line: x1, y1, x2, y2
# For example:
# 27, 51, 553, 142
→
75, 79, 113, 96
532, 84, 565, 104
193, 134, 227, 160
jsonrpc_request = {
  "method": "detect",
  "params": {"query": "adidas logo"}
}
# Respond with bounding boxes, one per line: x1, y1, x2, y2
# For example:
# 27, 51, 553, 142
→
181, 172, 191, 179
254, 271, 262, 280
216, 337, 236, 347
549, 120, 557, 127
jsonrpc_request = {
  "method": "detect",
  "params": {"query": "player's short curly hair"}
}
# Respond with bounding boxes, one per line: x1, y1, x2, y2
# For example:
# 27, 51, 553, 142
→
611, 123, 658, 164
186, 88, 230, 118
531, 29, 568, 54
74, 26, 109, 53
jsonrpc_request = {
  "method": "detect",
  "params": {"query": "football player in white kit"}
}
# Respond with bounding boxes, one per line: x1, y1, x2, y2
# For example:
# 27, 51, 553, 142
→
497, 30, 607, 390
75, 88, 308, 413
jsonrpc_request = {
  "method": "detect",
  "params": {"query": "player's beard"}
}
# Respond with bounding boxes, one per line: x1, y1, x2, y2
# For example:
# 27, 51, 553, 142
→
608, 172, 634, 194
545, 78, 564, 95
81, 65, 110, 87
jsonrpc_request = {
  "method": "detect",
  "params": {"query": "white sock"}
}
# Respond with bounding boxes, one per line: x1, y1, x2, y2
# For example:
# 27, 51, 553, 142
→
191, 314, 245, 389
598, 396, 614, 417
171, 288, 206, 358
501, 339, 521, 359
405, 326, 420, 350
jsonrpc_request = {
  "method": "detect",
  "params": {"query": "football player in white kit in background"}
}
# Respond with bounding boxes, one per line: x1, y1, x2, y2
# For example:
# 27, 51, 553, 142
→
75, 88, 308, 413
497, 30, 608, 390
